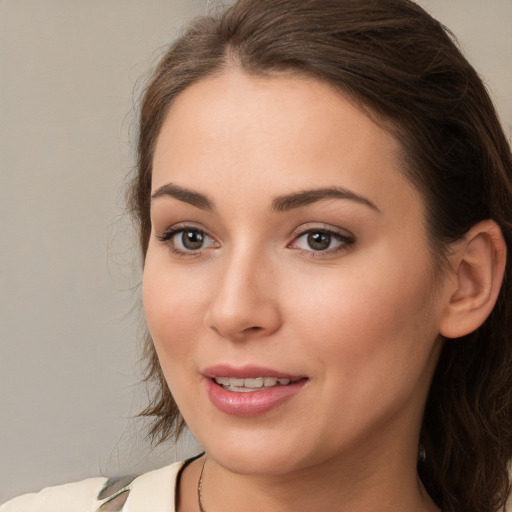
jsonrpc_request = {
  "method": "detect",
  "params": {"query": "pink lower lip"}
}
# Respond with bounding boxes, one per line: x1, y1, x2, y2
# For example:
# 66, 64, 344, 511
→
205, 378, 307, 417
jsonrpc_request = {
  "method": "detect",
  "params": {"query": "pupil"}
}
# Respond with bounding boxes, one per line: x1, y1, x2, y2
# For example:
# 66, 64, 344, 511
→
307, 232, 331, 251
182, 230, 204, 250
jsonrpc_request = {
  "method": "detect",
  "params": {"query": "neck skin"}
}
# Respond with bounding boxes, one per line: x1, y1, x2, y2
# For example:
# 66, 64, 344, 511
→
177, 406, 440, 512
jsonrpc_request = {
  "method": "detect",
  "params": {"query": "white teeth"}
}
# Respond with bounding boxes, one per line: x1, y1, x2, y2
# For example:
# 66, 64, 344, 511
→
244, 377, 264, 388
213, 376, 294, 391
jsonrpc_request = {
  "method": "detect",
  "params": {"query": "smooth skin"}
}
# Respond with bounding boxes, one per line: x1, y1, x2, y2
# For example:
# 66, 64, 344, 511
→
143, 69, 505, 512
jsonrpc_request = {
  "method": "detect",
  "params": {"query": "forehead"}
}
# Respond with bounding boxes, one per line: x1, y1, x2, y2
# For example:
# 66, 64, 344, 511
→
152, 69, 421, 219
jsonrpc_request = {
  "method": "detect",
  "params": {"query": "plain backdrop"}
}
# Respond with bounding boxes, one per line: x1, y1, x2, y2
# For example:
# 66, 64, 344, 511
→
0, 0, 511, 503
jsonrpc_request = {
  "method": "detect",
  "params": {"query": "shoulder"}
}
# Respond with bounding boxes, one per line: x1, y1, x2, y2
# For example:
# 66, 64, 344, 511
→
0, 476, 108, 512
1, 460, 186, 512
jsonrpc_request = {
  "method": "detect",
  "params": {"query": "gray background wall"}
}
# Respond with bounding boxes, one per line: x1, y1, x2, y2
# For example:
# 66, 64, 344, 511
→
1, 0, 510, 503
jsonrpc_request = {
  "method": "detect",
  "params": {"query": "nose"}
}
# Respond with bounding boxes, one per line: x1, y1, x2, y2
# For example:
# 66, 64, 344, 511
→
204, 249, 282, 341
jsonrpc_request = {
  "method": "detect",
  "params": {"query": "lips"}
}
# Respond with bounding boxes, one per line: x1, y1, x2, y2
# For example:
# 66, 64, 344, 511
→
214, 376, 297, 391
203, 365, 308, 416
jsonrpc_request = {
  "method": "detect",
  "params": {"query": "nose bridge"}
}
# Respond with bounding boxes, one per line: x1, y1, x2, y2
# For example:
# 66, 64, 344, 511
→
204, 240, 281, 340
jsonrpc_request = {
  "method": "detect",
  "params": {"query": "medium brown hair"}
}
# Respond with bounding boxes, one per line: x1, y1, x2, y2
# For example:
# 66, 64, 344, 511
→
128, 1, 512, 510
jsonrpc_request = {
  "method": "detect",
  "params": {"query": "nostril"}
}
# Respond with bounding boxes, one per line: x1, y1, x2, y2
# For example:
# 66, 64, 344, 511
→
204, 296, 282, 339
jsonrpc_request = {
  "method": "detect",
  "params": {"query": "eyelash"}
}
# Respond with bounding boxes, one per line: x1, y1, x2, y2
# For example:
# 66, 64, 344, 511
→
288, 225, 355, 258
156, 225, 219, 258
156, 224, 355, 258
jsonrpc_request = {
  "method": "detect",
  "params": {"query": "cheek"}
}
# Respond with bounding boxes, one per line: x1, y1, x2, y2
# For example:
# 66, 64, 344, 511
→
142, 257, 209, 414
285, 248, 440, 375
282, 254, 441, 443
142, 251, 207, 359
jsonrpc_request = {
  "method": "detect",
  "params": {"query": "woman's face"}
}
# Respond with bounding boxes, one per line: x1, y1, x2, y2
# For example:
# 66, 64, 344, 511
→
143, 70, 450, 475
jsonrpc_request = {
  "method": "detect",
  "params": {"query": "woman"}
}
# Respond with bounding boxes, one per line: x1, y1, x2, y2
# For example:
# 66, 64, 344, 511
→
3, 0, 511, 511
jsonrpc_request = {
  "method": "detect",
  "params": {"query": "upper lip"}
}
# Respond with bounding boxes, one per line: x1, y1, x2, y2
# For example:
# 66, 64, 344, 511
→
202, 364, 306, 380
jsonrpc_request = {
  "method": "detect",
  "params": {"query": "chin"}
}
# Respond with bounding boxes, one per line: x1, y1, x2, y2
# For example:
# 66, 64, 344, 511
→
209, 446, 304, 476
193, 424, 322, 476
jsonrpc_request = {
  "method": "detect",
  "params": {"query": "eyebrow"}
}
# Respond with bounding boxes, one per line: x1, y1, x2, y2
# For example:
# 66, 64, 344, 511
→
151, 183, 379, 213
151, 183, 214, 210
271, 187, 380, 213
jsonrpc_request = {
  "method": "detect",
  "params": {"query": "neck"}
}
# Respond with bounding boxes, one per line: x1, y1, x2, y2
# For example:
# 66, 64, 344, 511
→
196, 437, 438, 512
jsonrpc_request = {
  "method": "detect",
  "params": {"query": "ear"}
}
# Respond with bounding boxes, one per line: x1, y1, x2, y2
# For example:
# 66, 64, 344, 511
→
440, 220, 507, 339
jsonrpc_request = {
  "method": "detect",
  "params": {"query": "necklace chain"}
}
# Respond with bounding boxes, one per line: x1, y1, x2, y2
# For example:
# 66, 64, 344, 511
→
195, 455, 441, 512
197, 456, 207, 512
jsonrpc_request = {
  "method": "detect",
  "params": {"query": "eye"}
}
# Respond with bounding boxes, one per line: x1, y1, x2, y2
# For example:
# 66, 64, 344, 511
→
304, 231, 334, 251
156, 226, 219, 255
177, 229, 208, 250
290, 227, 354, 255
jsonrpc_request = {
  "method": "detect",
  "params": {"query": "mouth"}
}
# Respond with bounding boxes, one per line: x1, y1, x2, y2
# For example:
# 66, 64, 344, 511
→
212, 376, 302, 393
203, 366, 308, 416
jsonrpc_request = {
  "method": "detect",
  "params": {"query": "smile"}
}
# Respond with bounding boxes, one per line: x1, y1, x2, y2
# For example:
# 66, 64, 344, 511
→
204, 371, 308, 416
213, 376, 296, 392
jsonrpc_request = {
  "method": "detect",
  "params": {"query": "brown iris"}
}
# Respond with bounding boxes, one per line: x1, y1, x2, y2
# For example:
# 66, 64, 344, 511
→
181, 230, 205, 250
307, 231, 332, 251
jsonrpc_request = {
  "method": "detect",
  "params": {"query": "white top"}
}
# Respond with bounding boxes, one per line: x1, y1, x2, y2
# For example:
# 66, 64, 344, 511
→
1, 460, 186, 512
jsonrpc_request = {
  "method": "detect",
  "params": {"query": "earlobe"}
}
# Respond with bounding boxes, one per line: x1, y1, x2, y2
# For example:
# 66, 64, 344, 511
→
439, 220, 507, 339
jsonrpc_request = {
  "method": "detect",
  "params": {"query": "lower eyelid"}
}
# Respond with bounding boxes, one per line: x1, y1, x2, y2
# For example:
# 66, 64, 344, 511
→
156, 227, 220, 254
156, 225, 353, 254
289, 229, 355, 254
